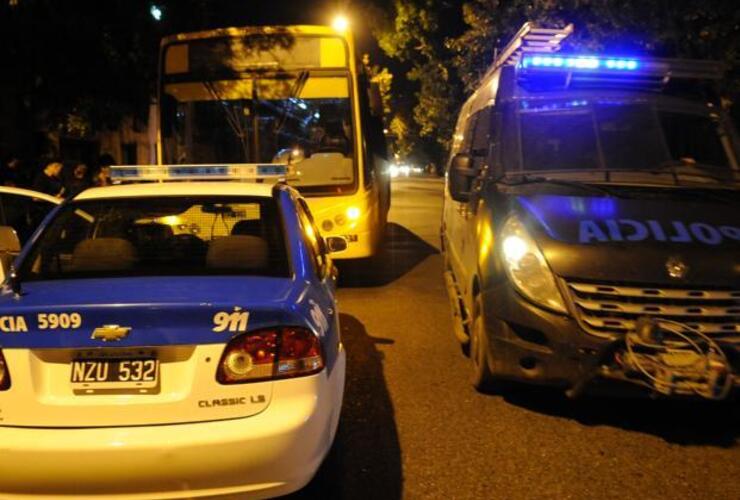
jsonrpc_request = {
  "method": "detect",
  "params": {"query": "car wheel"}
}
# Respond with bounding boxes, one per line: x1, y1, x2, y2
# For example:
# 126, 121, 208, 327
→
470, 295, 497, 391
461, 337, 471, 357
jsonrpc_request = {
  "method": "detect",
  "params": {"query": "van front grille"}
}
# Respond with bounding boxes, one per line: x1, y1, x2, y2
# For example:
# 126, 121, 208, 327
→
566, 281, 740, 341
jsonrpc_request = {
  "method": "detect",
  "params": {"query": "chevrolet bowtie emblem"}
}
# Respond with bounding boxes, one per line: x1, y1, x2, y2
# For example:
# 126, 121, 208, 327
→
91, 325, 131, 342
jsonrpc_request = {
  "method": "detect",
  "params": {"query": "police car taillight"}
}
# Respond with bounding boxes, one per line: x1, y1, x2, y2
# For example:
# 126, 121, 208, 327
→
0, 350, 10, 391
216, 327, 324, 384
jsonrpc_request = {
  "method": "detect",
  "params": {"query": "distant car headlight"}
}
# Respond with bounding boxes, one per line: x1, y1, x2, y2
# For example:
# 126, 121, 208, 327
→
500, 216, 566, 313
389, 165, 400, 178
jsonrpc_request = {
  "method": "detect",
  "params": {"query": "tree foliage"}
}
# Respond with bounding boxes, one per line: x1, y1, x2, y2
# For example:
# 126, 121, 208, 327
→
370, 0, 463, 165
376, 0, 740, 163
1, 1, 160, 132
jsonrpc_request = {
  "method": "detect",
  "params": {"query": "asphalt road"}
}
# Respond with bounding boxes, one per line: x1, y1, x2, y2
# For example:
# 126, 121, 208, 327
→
292, 176, 740, 500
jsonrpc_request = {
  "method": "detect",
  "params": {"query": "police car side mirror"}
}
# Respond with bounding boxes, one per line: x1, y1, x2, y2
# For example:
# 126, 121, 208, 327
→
449, 153, 475, 202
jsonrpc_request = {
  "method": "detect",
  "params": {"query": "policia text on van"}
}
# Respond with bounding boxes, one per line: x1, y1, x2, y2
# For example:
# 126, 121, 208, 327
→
442, 23, 739, 400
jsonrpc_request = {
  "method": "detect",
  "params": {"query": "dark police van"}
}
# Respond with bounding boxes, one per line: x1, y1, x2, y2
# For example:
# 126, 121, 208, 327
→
441, 23, 739, 399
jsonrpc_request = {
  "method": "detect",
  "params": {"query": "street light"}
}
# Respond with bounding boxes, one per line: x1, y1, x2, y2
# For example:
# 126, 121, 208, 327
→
332, 15, 349, 32
150, 4, 163, 21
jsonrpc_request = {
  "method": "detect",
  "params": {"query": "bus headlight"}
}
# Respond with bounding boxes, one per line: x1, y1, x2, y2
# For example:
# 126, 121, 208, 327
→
346, 206, 361, 221
500, 216, 566, 313
323, 206, 362, 232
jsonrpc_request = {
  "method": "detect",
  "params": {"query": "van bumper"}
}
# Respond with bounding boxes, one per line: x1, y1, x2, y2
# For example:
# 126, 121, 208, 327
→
480, 284, 739, 397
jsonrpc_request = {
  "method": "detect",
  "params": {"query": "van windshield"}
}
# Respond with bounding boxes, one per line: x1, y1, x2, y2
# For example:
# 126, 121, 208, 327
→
517, 101, 733, 174
20, 196, 290, 281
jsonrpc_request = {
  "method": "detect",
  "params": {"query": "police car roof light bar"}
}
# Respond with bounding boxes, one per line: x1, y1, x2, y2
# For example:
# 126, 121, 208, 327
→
110, 164, 287, 183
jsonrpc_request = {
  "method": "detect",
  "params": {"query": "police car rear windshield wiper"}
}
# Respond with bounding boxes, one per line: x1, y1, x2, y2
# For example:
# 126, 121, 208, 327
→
498, 174, 618, 197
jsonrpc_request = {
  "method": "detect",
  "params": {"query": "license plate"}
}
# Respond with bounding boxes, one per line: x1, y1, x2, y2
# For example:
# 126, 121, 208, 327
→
70, 358, 159, 390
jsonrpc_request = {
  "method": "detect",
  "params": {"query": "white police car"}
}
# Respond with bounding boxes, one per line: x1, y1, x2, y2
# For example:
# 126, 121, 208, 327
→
0, 165, 346, 498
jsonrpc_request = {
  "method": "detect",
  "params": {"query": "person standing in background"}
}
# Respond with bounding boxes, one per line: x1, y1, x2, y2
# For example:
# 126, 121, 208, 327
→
65, 162, 91, 198
32, 159, 65, 198
92, 153, 115, 187
1, 155, 30, 187
92, 164, 112, 187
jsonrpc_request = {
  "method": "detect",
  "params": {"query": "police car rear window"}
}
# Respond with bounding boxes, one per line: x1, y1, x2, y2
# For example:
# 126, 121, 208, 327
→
20, 196, 290, 280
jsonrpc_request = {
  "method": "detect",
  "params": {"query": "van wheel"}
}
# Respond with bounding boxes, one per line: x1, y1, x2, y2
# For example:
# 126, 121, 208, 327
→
460, 297, 471, 357
470, 295, 497, 391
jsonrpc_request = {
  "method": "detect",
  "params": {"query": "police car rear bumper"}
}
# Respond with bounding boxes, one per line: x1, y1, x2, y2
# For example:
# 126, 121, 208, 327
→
0, 351, 345, 500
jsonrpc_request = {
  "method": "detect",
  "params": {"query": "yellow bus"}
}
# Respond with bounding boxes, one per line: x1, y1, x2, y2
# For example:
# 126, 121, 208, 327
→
156, 24, 390, 259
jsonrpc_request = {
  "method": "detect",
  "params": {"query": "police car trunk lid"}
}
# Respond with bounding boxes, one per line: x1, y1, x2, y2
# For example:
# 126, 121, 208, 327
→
0, 276, 301, 427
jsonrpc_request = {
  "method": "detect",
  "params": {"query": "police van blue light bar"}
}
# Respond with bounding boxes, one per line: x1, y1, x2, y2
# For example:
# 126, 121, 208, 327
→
110, 164, 287, 183
521, 55, 639, 71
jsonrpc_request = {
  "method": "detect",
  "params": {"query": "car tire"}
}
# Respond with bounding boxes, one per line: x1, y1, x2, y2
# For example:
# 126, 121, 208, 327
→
470, 295, 498, 392
461, 338, 471, 357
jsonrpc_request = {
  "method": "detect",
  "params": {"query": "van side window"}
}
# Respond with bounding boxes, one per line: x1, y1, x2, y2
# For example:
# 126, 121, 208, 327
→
470, 107, 495, 172
500, 106, 520, 171
460, 113, 478, 153
471, 107, 492, 156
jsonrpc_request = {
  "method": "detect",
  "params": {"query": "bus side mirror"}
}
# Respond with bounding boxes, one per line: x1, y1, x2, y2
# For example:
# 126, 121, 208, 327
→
449, 154, 475, 202
368, 82, 383, 118
325, 236, 348, 253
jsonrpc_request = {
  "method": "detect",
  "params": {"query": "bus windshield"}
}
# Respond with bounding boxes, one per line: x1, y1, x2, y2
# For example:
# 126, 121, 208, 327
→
157, 29, 388, 259
160, 32, 357, 195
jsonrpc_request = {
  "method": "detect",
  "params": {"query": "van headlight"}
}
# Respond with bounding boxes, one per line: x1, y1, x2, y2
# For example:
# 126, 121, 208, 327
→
500, 216, 566, 313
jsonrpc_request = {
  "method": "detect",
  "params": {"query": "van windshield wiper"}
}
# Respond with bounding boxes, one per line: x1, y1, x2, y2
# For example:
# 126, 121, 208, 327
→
645, 160, 739, 185
497, 174, 618, 197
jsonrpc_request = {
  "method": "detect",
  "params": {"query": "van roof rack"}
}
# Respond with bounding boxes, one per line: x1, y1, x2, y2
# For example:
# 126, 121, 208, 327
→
486, 22, 574, 78
489, 22, 725, 95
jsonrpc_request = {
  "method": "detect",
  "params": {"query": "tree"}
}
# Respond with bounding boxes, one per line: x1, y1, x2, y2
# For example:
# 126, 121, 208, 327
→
449, 0, 739, 103
370, 0, 463, 166
375, 0, 739, 163
0, 1, 162, 158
